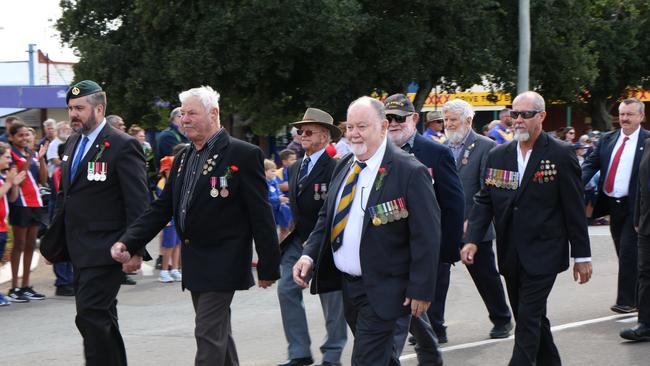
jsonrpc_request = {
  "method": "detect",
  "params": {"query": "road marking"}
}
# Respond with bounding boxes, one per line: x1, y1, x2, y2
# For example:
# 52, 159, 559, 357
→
399, 313, 634, 361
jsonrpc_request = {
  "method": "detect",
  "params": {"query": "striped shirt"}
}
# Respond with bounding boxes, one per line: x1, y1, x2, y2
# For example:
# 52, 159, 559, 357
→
10, 145, 43, 208
178, 129, 224, 231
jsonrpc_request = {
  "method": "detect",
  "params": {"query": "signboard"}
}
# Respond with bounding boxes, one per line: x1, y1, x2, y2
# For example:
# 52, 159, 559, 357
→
408, 91, 512, 109
0, 85, 68, 108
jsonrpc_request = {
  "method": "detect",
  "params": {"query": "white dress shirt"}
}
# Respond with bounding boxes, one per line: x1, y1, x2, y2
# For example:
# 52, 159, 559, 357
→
605, 126, 640, 198
73, 119, 107, 162
303, 147, 326, 177
332, 137, 388, 276
516, 141, 590, 263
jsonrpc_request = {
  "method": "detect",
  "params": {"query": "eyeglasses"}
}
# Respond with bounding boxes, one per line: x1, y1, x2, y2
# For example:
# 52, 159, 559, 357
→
510, 110, 542, 119
386, 114, 413, 123
296, 129, 320, 137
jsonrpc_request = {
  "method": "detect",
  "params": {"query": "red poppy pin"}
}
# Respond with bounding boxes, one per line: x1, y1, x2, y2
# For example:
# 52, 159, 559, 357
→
93, 140, 111, 162
375, 167, 388, 191
224, 165, 239, 179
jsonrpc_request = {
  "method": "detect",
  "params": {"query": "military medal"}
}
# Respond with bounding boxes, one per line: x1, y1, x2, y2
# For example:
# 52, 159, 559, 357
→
399, 198, 409, 219
378, 204, 388, 225
320, 183, 327, 200
313, 184, 321, 200
87, 162, 95, 181
219, 176, 229, 197
370, 207, 381, 226
210, 177, 219, 198
99, 162, 107, 181
384, 203, 394, 222
391, 201, 401, 221
462, 158, 469, 165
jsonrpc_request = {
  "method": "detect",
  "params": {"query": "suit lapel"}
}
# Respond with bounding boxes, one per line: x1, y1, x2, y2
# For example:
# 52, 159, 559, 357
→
71, 125, 111, 186
632, 129, 649, 180
457, 131, 478, 171
288, 159, 301, 206
327, 156, 354, 217
360, 143, 395, 235
514, 133, 549, 202
298, 153, 330, 196
602, 132, 618, 169
187, 132, 230, 210
61, 134, 80, 191
172, 146, 191, 207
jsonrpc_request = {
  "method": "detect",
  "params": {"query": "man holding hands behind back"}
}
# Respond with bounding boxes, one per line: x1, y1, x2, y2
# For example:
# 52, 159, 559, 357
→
111, 86, 280, 366
293, 96, 440, 366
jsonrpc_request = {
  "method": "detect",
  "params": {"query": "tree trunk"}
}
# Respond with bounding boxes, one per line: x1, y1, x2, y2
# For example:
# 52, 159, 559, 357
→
413, 80, 433, 112
589, 96, 613, 132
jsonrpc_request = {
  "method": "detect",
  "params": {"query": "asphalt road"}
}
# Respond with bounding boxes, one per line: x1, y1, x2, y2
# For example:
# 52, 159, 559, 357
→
1, 226, 648, 365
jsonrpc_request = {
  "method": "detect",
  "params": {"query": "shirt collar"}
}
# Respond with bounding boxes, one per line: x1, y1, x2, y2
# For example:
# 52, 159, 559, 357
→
305, 147, 326, 165
620, 126, 641, 140
83, 119, 107, 146
401, 131, 417, 149
191, 128, 224, 152
355, 136, 387, 172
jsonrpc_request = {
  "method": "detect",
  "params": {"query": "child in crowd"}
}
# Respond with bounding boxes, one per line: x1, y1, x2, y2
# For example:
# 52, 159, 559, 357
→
7, 122, 48, 302
275, 150, 296, 241
264, 159, 291, 240
0, 142, 26, 306
156, 156, 182, 283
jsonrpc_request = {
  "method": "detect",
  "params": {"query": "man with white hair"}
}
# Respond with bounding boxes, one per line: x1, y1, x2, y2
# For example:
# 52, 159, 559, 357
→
111, 85, 281, 366
443, 99, 513, 340
40, 118, 58, 147
287, 126, 305, 158
464, 91, 592, 365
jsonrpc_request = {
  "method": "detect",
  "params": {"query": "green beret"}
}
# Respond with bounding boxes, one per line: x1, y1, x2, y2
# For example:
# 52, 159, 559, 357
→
66, 80, 103, 104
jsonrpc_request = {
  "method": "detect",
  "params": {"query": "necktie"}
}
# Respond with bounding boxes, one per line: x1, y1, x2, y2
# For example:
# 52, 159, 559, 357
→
298, 156, 311, 184
70, 136, 89, 180
331, 161, 367, 251
401, 144, 412, 154
604, 136, 629, 194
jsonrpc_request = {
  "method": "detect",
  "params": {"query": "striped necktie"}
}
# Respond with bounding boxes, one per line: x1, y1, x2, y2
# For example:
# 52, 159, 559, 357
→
331, 161, 367, 252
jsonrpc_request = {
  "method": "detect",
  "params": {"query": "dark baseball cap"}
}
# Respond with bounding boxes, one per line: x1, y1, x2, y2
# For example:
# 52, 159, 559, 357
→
384, 93, 415, 116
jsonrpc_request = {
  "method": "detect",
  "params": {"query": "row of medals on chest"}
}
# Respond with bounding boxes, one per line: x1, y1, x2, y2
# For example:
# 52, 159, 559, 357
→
202, 154, 231, 198
87, 162, 107, 181
370, 198, 408, 226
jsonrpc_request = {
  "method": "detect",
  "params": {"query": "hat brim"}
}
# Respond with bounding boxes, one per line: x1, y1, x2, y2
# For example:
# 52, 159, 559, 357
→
290, 121, 342, 140
384, 109, 413, 117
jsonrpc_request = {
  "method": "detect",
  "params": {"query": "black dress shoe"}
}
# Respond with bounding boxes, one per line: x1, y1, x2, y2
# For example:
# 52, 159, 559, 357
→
315, 362, 341, 366
490, 321, 513, 339
620, 323, 650, 341
278, 357, 314, 366
121, 275, 137, 285
55, 285, 75, 296
436, 331, 448, 344
408, 335, 417, 345
610, 304, 637, 314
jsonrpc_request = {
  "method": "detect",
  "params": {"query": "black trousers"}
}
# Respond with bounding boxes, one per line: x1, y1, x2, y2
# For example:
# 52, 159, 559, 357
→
504, 267, 560, 366
638, 234, 650, 323
191, 291, 239, 366
342, 274, 400, 366
74, 265, 126, 366
427, 262, 451, 335
608, 196, 639, 307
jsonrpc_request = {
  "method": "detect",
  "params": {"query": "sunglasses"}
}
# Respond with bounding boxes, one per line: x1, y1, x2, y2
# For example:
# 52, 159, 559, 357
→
296, 129, 320, 137
386, 114, 413, 123
510, 110, 542, 119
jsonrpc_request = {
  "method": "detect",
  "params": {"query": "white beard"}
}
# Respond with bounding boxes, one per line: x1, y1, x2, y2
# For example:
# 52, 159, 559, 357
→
446, 129, 466, 144
350, 142, 368, 157
514, 131, 530, 142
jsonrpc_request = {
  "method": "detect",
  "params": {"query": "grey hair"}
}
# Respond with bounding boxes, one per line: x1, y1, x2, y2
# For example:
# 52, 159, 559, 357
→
179, 85, 220, 112
106, 115, 123, 126
290, 127, 298, 137
621, 98, 645, 114
347, 96, 385, 124
43, 118, 56, 128
442, 99, 475, 123
513, 91, 545, 111
55, 121, 70, 131
169, 107, 182, 122
87, 92, 107, 109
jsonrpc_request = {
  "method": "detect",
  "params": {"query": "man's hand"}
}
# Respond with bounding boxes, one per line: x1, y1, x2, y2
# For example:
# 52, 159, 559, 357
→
293, 256, 313, 289
403, 298, 431, 317
38, 142, 49, 160
460, 243, 478, 265
573, 261, 592, 284
258, 280, 276, 289
111, 242, 131, 264
122, 255, 143, 273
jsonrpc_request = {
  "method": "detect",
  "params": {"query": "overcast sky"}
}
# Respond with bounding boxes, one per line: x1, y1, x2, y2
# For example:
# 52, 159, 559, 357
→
0, 0, 77, 62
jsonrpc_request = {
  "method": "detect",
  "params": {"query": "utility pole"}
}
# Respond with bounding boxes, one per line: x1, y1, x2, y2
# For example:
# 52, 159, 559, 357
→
518, 0, 530, 94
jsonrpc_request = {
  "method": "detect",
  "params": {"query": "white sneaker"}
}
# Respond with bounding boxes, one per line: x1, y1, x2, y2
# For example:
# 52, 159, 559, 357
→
158, 270, 173, 283
170, 269, 182, 282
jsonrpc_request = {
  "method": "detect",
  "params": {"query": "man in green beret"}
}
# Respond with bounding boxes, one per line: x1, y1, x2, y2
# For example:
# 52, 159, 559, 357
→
52, 80, 150, 365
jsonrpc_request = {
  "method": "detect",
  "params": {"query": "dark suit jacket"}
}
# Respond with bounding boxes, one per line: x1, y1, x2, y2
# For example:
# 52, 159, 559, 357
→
412, 133, 464, 263
466, 132, 591, 276
445, 130, 497, 242
286, 151, 336, 245
55, 123, 149, 268
635, 139, 650, 236
120, 130, 281, 292
582, 128, 650, 217
303, 142, 441, 320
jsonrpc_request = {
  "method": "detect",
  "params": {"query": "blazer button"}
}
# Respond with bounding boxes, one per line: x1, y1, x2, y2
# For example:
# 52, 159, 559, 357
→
513, 206, 518, 211
184, 239, 190, 245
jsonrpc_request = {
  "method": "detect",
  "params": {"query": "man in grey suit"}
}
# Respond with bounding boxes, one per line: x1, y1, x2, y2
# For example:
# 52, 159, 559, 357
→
443, 99, 513, 339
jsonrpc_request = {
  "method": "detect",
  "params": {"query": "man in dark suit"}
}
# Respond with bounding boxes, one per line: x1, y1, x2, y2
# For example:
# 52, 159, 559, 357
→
382, 93, 463, 364
582, 97, 650, 314
55, 80, 150, 365
277, 108, 347, 366
622, 137, 650, 340
293, 96, 440, 366
464, 91, 592, 365
443, 99, 513, 339
111, 85, 280, 366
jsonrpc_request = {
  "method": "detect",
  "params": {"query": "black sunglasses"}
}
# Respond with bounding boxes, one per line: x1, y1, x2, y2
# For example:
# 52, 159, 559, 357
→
386, 114, 413, 123
296, 129, 320, 137
510, 110, 542, 119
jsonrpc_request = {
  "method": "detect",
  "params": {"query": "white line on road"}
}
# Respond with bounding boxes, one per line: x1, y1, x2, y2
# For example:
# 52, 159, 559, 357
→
399, 313, 635, 361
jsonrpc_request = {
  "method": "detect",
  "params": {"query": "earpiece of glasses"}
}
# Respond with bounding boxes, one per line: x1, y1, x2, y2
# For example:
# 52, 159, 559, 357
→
386, 114, 413, 123
510, 110, 542, 119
